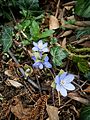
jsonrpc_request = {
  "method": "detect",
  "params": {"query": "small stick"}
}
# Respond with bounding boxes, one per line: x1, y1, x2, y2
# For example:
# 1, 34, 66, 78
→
55, 0, 61, 18
58, 91, 61, 106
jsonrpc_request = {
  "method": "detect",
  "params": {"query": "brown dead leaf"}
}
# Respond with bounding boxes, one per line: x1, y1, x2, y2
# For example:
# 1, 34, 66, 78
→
6, 79, 23, 88
64, 6, 73, 10
5, 70, 13, 77
49, 15, 59, 30
68, 92, 90, 105
11, 97, 31, 120
79, 41, 90, 48
46, 105, 59, 120
61, 37, 66, 48
83, 86, 90, 92
60, 30, 72, 37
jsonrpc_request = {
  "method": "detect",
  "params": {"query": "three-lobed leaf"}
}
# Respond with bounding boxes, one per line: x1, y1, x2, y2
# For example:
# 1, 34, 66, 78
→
50, 46, 68, 66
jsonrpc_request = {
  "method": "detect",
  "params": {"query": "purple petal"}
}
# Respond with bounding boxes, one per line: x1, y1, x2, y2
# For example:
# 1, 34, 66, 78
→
43, 61, 52, 68
64, 83, 75, 90
55, 75, 60, 84
33, 42, 38, 47
63, 74, 74, 83
39, 63, 43, 69
42, 48, 49, 52
60, 72, 67, 80
32, 47, 39, 51
33, 62, 41, 68
59, 86, 67, 97
38, 40, 43, 48
32, 56, 36, 61
44, 56, 49, 62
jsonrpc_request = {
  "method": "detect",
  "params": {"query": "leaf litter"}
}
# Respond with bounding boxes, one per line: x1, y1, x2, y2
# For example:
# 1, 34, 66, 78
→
0, 0, 90, 120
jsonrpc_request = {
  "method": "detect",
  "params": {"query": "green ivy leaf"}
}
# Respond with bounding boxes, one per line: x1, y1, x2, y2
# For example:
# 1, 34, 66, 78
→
40, 29, 54, 38
1, 27, 13, 52
80, 106, 90, 120
73, 57, 89, 73
50, 46, 68, 66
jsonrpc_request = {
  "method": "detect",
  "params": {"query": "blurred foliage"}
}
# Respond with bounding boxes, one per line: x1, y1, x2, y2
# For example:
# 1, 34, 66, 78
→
75, 27, 90, 39
75, 0, 90, 18
80, 106, 90, 120
0, 0, 40, 22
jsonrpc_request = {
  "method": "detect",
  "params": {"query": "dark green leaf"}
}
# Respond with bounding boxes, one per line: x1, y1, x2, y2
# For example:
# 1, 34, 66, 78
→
1, 27, 13, 52
75, 0, 90, 18
50, 46, 68, 66
50, 37, 57, 45
84, 72, 90, 81
80, 106, 90, 120
40, 29, 54, 38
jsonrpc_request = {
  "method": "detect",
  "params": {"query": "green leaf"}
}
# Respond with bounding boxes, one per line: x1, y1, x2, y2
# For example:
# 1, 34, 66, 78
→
30, 20, 40, 40
1, 27, 13, 52
80, 106, 90, 120
50, 37, 57, 45
84, 72, 90, 81
73, 57, 89, 73
50, 46, 68, 66
75, 0, 90, 18
40, 29, 54, 38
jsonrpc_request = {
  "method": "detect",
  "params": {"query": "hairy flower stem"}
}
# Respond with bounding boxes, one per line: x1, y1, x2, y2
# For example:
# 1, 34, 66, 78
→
58, 91, 61, 106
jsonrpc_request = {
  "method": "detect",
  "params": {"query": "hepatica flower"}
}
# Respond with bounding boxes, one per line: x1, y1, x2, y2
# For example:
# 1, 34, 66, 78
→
32, 40, 49, 53
55, 72, 75, 97
32, 55, 52, 69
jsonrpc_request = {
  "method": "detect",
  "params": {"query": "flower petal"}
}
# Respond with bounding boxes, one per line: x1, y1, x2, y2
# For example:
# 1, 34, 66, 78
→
44, 56, 49, 62
63, 74, 74, 83
32, 56, 36, 61
60, 72, 67, 80
42, 48, 49, 52
42, 43, 48, 49
43, 61, 52, 68
64, 83, 75, 90
32, 47, 39, 51
60, 86, 67, 97
56, 85, 67, 97
55, 75, 60, 84
39, 63, 43, 69
38, 40, 43, 49
33, 42, 38, 47
33, 62, 41, 68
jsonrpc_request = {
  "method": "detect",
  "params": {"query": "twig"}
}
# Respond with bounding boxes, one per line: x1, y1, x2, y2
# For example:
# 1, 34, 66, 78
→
55, 0, 60, 18
8, 50, 39, 89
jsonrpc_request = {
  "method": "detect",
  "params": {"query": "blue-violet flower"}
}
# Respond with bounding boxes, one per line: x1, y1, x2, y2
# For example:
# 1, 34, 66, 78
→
55, 72, 75, 97
32, 56, 52, 69
32, 40, 49, 53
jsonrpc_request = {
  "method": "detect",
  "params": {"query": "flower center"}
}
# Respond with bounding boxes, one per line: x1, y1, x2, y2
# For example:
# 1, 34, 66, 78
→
61, 80, 65, 85
38, 43, 43, 49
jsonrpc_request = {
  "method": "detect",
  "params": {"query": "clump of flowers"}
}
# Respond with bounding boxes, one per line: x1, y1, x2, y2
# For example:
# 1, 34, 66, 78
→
53, 70, 75, 97
32, 40, 52, 69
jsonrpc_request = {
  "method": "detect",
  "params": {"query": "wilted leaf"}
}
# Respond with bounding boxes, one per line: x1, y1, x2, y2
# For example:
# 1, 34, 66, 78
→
83, 86, 90, 93
5, 70, 13, 77
68, 92, 90, 105
46, 105, 59, 120
1, 27, 13, 52
6, 79, 23, 88
64, 6, 73, 10
61, 37, 66, 48
50, 46, 68, 66
49, 15, 59, 30
60, 30, 72, 37
80, 106, 90, 120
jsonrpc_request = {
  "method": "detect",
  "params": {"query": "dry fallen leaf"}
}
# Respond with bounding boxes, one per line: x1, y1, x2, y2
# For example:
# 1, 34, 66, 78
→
61, 37, 67, 48
64, 6, 73, 10
83, 86, 90, 93
49, 15, 59, 30
68, 92, 90, 105
46, 104, 59, 120
6, 79, 23, 88
11, 97, 31, 120
5, 70, 13, 77
60, 30, 72, 37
